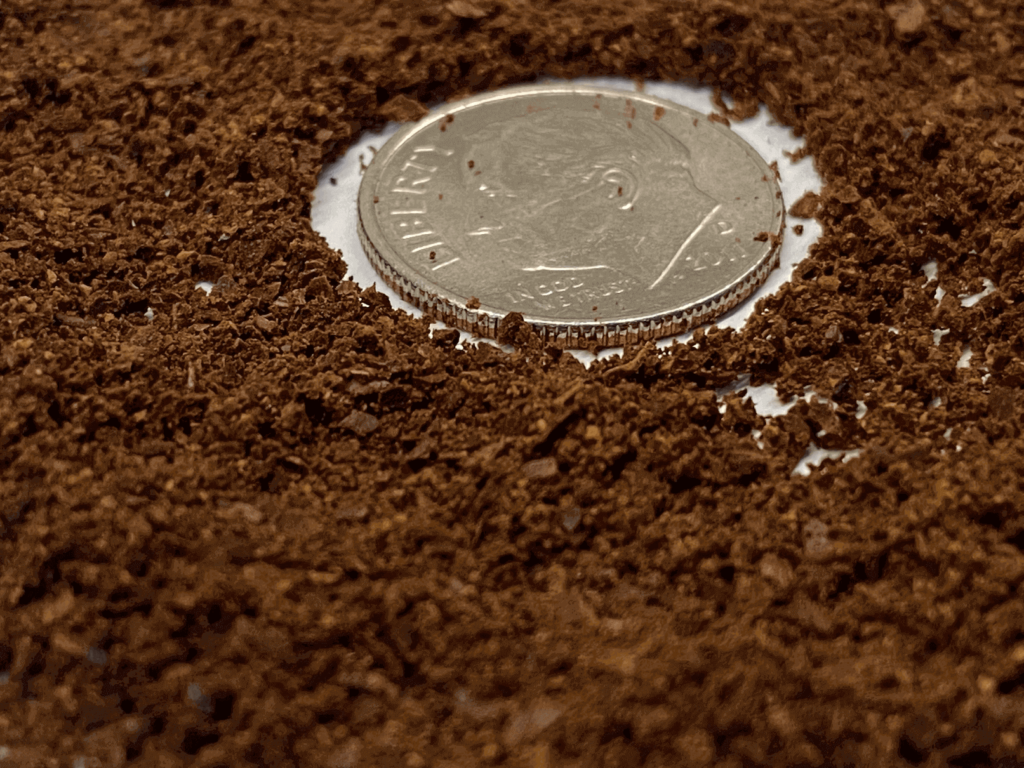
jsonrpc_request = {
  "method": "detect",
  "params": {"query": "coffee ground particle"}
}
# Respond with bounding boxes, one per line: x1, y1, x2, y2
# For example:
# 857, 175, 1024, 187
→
2, 1, 1024, 766
789, 191, 822, 220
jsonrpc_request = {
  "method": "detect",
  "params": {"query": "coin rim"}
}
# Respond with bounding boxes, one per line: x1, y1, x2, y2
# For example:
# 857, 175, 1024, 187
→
357, 83, 785, 348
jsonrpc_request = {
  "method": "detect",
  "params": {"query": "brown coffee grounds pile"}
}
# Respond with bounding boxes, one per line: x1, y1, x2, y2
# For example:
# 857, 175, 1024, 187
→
3, 0, 1024, 765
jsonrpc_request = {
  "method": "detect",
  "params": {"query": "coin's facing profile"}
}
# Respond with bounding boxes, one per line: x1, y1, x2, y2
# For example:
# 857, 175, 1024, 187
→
357, 84, 784, 347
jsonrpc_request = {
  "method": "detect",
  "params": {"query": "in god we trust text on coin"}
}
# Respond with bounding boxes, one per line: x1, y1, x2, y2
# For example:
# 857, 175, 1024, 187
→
357, 84, 785, 348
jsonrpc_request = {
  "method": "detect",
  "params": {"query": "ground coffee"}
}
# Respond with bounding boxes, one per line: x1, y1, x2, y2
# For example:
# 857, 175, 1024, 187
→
2, 0, 1024, 766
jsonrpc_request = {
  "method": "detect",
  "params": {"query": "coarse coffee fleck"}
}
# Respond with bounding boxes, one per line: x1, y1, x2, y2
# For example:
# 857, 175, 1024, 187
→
2, 1, 1024, 766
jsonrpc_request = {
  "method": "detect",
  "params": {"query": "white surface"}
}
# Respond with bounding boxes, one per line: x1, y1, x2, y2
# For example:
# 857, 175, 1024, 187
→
311, 77, 824, 364
960, 278, 995, 307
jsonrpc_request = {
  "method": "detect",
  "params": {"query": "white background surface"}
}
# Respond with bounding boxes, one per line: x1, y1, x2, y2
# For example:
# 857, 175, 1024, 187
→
311, 77, 824, 359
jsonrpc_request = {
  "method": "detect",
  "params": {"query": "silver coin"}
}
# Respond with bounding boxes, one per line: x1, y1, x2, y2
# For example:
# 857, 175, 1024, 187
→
357, 84, 784, 347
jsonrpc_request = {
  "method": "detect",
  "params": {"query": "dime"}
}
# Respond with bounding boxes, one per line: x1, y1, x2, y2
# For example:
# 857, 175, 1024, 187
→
357, 84, 784, 347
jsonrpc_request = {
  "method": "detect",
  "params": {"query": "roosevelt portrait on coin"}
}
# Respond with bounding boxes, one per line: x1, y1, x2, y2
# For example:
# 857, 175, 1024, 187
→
453, 105, 722, 292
